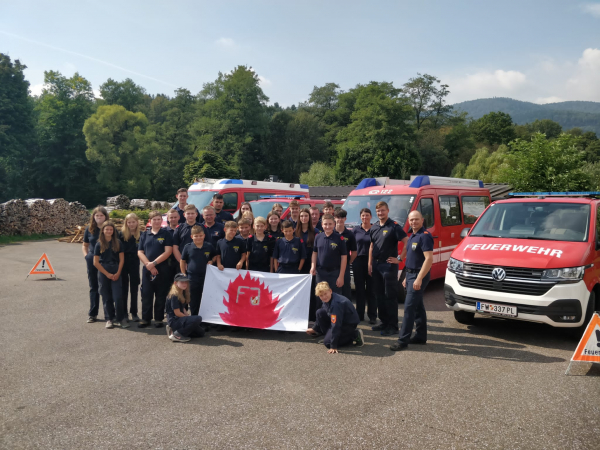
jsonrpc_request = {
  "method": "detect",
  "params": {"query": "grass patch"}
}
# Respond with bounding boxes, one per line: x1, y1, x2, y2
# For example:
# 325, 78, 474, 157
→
0, 234, 62, 245
110, 209, 169, 221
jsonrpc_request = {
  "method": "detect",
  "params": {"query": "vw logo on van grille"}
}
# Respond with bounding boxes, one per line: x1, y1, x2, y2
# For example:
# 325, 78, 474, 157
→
492, 268, 506, 281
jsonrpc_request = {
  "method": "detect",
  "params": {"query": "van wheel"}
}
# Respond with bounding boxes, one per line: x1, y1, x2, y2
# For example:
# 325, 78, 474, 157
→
397, 271, 406, 304
454, 310, 475, 325
569, 291, 596, 338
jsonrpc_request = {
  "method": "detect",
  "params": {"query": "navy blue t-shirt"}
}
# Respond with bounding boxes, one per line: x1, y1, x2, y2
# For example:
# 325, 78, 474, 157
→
166, 294, 188, 326
299, 228, 320, 265
94, 240, 123, 266
339, 227, 357, 254
370, 218, 407, 260
272, 236, 307, 265
173, 222, 203, 250
405, 227, 434, 270
181, 241, 216, 278
203, 222, 226, 247
217, 236, 247, 269
215, 210, 234, 224
313, 232, 347, 270
138, 228, 173, 265
247, 234, 274, 269
352, 225, 372, 257
175, 204, 202, 224
83, 226, 100, 256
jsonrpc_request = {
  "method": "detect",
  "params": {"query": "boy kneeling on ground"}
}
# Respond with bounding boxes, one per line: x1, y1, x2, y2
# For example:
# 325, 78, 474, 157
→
307, 282, 364, 354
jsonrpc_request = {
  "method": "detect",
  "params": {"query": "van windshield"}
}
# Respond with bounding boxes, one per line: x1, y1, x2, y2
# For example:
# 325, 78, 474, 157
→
342, 195, 415, 226
186, 191, 217, 211
470, 202, 590, 242
250, 201, 291, 218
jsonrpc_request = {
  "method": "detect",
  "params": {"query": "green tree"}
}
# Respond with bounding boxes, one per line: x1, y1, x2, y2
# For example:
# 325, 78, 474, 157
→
33, 71, 97, 205
335, 82, 420, 184
402, 73, 452, 130
99, 78, 147, 112
471, 111, 516, 146
192, 66, 269, 178
83, 104, 150, 196
497, 134, 590, 191
299, 162, 339, 186
0, 54, 35, 201
183, 151, 238, 184
443, 113, 476, 164
452, 145, 510, 182
527, 119, 562, 139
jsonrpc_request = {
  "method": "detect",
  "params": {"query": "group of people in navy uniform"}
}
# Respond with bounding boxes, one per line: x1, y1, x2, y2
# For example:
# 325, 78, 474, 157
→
83, 188, 434, 352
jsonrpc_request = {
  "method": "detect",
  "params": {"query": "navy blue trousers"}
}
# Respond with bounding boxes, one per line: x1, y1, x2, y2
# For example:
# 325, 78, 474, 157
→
98, 264, 124, 322
316, 268, 342, 294
342, 265, 352, 301
189, 277, 205, 316
353, 255, 376, 321
398, 272, 430, 344
314, 307, 357, 349
85, 254, 100, 317
171, 315, 205, 338
277, 265, 300, 274
141, 264, 170, 322
372, 261, 399, 330
121, 256, 140, 315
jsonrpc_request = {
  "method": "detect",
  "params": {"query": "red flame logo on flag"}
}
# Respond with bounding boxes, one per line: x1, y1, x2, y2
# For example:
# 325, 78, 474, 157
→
219, 272, 283, 328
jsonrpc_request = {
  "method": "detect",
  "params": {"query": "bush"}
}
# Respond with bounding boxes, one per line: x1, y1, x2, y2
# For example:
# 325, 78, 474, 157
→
110, 209, 168, 221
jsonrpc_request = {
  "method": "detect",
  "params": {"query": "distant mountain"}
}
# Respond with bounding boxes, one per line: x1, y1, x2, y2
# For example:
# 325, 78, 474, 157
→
453, 98, 600, 135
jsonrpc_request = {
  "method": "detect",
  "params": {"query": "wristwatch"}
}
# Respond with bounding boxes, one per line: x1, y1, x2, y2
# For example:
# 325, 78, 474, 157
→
397, 256, 402, 261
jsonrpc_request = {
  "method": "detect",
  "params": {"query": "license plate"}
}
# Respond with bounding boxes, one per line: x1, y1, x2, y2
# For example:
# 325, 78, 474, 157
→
476, 301, 518, 317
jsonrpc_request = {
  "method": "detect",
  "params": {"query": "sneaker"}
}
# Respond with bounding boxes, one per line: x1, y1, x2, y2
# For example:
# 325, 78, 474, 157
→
130, 314, 140, 322
87, 316, 96, 323
169, 331, 190, 343
105, 320, 114, 329
380, 327, 396, 337
368, 318, 377, 325
120, 319, 130, 329
138, 320, 150, 328
390, 342, 408, 351
354, 329, 365, 347
371, 323, 385, 331
154, 320, 164, 328
409, 337, 426, 345
112, 321, 121, 327
166, 324, 173, 338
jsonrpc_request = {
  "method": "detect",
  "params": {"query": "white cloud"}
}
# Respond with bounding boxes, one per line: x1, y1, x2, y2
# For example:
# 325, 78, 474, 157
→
566, 48, 600, 99
258, 75, 271, 86
215, 37, 235, 47
93, 89, 102, 99
448, 69, 528, 102
581, 3, 600, 18
29, 83, 44, 96
535, 96, 564, 104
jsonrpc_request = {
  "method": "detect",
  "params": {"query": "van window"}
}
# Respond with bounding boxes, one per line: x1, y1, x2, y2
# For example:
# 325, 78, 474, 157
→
439, 196, 462, 226
342, 195, 414, 225
417, 198, 434, 229
244, 192, 271, 202
222, 192, 238, 211
462, 196, 490, 224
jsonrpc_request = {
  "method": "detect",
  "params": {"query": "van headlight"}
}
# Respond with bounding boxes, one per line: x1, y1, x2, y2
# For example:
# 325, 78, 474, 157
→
541, 266, 585, 281
448, 258, 464, 273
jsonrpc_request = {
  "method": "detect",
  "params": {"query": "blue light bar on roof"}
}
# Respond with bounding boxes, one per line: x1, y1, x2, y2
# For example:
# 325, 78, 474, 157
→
509, 191, 600, 196
218, 179, 243, 184
409, 175, 430, 188
300, 184, 309, 189
356, 178, 379, 189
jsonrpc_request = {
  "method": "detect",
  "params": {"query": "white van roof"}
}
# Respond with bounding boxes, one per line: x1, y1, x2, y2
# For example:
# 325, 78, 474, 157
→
189, 178, 310, 192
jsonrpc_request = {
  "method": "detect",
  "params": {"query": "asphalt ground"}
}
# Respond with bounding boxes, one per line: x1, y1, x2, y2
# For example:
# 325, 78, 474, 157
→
0, 240, 599, 450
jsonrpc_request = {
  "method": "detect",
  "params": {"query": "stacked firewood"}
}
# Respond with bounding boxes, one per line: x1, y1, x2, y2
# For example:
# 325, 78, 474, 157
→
58, 217, 129, 243
106, 195, 130, 210
150, 200, 172, 209
130, 199, 151, 209
0, 198, 91, 236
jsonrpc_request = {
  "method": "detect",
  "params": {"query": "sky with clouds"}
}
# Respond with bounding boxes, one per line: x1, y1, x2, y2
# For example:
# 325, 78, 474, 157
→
1, 0, 599, 106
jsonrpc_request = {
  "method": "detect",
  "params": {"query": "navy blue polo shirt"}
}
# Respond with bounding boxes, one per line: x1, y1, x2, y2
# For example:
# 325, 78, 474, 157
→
313, 231, 348, 270
405, 227, 434, 270
217, 236, 247, 269
370, 218, 407, 261
353, 225, 372, 257
273, 236, 307, 265
166, 294, 188, 326
247, 234, 274, 268
181, 241, 216, 278
203, 221, 225, 246
327, 293, 360, 349
175, 204, 203, 224
118, 232, 140, 258
314, 220, 323, 232
173, 222, 203, 250
94, 240, 123, 266
268, 229, 283, 240
83, 226, 100, 255
138, 228, 173, 265
300, 228, 320, 262
215, 210, 234, 224
339, 227, 357, 255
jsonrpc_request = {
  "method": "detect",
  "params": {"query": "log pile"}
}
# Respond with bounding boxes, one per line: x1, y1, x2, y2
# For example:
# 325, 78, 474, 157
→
150, 200, 171, 209
106, 195, 130, 210
0, 198, 90, 236
58, 217, 146, 244
130, 199, 151, 209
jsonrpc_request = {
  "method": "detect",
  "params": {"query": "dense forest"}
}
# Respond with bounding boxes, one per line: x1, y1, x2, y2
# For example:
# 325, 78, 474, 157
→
454, 98, 600, 135
1, 53, 600, 207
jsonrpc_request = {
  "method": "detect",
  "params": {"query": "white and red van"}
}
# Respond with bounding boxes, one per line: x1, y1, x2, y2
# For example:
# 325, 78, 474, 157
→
445, 192, 600, 331
342, 175, 491, 300
245, 198, 344, 221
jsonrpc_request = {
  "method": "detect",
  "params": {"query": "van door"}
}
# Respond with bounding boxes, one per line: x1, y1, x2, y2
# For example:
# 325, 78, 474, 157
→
436, 193, 464, 278
416, 196, 442, 276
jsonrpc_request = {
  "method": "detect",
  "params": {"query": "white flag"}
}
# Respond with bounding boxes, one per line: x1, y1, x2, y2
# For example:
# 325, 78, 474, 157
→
199, 265, 312, 331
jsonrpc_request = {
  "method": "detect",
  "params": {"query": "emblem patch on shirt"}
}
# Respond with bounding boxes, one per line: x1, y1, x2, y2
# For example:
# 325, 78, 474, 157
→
412, 242, 418, 250
233, 246, 239, 253
383, 230, 388, 235
331, 314, 337, 324
157, 238, 165, 243
263, 246, 268, 251
330, 243, 338, 249
204, 252, 210, 257
292, 247, 298, 253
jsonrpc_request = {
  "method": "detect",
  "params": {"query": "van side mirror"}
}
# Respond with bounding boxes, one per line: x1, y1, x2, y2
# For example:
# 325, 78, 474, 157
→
460, 228, 470, 239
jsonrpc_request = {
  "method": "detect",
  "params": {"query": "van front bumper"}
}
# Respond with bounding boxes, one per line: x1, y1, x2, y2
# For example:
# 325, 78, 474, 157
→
444, 271, 589, 327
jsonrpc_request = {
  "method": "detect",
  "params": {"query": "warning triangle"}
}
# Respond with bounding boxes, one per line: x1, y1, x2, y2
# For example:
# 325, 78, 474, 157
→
571, 313, 600, 363
29, 253, 55, 275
